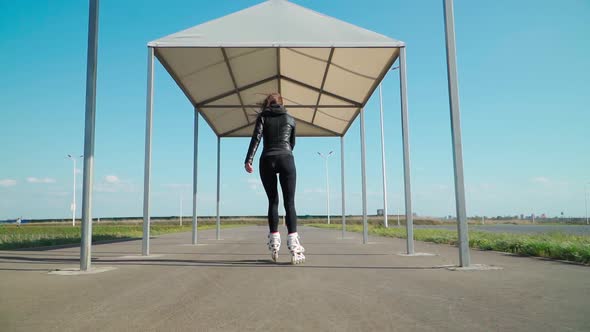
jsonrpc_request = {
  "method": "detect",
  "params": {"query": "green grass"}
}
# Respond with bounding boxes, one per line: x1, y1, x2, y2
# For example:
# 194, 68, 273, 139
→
307, 224, 590, 265
0, 224, 244, 250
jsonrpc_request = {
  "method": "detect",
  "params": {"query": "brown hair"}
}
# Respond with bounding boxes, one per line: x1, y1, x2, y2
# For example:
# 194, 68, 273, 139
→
264, 93, 283, 107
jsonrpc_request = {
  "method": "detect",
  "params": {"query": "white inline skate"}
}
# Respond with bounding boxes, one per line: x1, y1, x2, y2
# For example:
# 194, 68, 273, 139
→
287, 233, 305, 265
267, 232, 281, 262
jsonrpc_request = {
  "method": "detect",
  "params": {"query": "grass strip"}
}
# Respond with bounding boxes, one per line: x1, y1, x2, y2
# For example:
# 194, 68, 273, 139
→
307, 224, 590, 265
0, 224, 244, 250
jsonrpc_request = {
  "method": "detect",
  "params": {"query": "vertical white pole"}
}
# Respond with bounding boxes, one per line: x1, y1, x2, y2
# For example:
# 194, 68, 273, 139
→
585, 183, 589, 225
216, 137, 221, 240
142, 47, 154, 256
80, 0, 99, 271
326, 157, 330, 225
379, 84, 389, 228
179, 193, 183, 226
72, 158, 76, 227
192, 109, 199, 244
340, 136, 346, 239
399, 47, 414, 255
444, 0, 471, 267
360, 108, 368, 244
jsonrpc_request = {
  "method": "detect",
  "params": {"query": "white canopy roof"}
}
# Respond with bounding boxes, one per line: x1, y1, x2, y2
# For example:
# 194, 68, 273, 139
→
149, 0, 404, 137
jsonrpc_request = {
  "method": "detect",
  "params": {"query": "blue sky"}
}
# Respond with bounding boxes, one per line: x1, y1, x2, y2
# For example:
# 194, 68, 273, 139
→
1, 0, 589, 220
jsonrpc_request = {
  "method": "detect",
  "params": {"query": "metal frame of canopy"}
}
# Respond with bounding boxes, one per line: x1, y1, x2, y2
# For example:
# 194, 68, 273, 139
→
78, 0, 472, 272
140, 45, 414, 255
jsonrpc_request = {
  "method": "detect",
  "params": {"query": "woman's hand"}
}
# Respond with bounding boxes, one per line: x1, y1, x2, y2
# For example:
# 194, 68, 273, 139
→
245, 163, 253, 173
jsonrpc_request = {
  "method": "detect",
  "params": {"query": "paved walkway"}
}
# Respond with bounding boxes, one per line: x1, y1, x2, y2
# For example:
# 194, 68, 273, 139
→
0, 225, 589, 331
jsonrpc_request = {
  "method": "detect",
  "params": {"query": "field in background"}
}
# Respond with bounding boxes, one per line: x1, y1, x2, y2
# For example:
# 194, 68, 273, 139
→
308, 224, 590, 265
0, 223, 244, 250
3, 215, 586, 226
2, 215, 589, 256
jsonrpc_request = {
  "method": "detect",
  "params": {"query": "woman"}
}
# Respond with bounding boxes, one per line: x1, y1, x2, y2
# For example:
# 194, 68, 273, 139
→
244, 93, 305, 264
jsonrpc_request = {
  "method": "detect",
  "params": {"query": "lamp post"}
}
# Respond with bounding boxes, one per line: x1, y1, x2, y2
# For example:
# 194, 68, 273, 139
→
378, 84, 388, 228
378, 65, 400, 228
179, 192, 183, 226
67, 154, 83, 227
318, 151, 333, 224
585, 183, 589, 225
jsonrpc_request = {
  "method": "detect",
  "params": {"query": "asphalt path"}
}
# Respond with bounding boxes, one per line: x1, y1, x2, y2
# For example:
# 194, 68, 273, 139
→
1, 225, 589, 331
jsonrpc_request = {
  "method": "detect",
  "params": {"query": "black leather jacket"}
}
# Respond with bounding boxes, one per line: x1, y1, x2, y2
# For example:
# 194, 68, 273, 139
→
245, 104, 296, 164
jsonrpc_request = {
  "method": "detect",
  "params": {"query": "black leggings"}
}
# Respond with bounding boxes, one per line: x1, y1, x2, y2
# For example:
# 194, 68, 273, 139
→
259, 154, 297, 234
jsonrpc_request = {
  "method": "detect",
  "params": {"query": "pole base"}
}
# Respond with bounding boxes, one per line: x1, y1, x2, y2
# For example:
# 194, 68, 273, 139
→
397, 252, 436, 257
49, 266, 116, 275
446, 264, 503, 271
115, 254, 163, 259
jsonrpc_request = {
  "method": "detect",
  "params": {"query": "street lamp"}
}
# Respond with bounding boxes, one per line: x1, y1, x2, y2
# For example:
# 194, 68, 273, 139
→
179, 192, 183, 226
378, 83, 389, 228
374, 64, 406, 233
317, 151, 334, 224
67, 154, 83, 227
585, 183, 589, 225
378, 65, 400, 228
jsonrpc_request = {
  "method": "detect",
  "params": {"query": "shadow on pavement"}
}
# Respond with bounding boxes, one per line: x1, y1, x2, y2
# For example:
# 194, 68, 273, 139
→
0, 255, 453, 271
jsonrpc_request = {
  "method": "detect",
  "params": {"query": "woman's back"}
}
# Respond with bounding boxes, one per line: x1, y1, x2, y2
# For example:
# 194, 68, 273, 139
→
245, 103, 296, 164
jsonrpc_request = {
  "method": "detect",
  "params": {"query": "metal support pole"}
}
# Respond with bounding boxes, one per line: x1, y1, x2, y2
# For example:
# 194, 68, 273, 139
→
444, 0, 471, 267
80, 0, 99, 271
360, 108, 368, 244
340, 136, 346, 239
216, 136, 221, 240
192, 110, 199, 244
399, 47, 414, 255
142, 47, 154, 256
379, 84, 389, 228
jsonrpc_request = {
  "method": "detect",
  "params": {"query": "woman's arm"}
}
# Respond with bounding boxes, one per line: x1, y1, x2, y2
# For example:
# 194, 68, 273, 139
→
245, 114, 264, 167
290, 119, 296, 151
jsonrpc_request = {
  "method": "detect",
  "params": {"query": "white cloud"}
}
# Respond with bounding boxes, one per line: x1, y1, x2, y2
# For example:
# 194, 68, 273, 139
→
0, 179, 17, 187
95, 185, 118, 193
27, 177, 56, 184
104, 175, 120, 184
95, 176, 136, 193
531, 176, 550, 184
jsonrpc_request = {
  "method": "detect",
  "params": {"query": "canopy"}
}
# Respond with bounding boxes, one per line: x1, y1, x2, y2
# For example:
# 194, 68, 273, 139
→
148, 0, 404, 137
